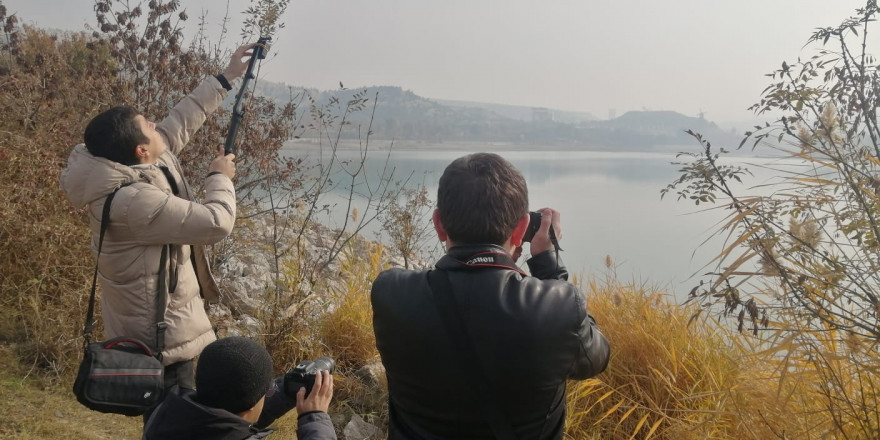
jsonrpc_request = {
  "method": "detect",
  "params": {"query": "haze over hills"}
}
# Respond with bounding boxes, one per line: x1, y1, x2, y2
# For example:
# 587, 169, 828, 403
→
434, 99, 597, 124
256, 81, 744, 152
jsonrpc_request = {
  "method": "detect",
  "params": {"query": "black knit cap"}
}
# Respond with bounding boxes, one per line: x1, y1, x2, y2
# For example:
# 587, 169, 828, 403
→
195, 337, 274, 414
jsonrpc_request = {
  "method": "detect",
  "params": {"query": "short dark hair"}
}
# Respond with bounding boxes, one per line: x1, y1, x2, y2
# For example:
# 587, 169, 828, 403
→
83, 105, 147, 165
437, 153, 528, 245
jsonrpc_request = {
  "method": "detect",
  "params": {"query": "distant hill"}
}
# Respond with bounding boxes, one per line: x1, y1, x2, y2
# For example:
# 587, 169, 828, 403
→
254, 82, 743, 151
434, 99, 597, 124
597, 110, 741, 150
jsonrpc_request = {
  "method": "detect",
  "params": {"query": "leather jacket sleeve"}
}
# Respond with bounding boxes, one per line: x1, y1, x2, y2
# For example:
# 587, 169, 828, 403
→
569, 312, 611, 379
526, 250, 569, 281
528, 250, 610, 379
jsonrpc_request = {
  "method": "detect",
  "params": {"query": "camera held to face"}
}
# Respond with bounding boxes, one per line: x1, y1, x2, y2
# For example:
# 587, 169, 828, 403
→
283, 357, 336, 396
522, 211, 557, 243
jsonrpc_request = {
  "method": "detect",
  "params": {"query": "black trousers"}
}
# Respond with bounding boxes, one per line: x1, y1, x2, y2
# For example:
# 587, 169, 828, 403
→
142, 359, 195, 425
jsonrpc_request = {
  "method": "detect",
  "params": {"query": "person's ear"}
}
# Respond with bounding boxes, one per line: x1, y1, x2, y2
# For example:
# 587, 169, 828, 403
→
510, 212, 530, 246
135, 144, 149, 161
433, 209, 448, 242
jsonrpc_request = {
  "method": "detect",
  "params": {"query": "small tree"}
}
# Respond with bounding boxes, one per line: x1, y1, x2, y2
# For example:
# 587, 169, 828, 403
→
664, 1, 880, 436
379, 184, 436, 269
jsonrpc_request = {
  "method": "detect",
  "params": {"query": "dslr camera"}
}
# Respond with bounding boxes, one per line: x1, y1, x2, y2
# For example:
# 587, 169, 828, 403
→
283, 357, 336, 396
521, 211, 557, 243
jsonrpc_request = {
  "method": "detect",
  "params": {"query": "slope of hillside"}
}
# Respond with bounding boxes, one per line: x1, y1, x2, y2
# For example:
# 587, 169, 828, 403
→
256, 82, 742, 151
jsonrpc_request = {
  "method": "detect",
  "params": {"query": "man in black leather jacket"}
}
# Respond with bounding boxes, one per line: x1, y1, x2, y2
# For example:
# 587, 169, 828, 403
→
371, 153, 610, 439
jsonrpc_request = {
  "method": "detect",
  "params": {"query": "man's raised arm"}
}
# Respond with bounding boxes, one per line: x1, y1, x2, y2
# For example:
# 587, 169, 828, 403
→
158, 43, 256, 155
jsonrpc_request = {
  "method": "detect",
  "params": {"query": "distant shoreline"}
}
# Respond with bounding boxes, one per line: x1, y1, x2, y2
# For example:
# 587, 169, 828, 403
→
282, 138, 696, 154
281, 138, 788, 162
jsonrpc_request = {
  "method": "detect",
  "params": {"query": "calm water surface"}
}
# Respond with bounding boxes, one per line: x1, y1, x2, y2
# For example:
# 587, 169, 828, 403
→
283, 142, 776, 299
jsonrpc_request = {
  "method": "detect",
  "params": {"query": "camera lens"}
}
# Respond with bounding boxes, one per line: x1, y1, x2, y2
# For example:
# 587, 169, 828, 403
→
313, 356, 336, 374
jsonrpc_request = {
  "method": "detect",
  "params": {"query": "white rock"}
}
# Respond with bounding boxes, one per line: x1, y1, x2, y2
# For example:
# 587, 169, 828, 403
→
344, 413, 380, 440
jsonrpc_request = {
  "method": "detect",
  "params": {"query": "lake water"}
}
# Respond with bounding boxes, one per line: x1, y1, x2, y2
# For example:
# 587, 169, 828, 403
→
282, 141, 773, 299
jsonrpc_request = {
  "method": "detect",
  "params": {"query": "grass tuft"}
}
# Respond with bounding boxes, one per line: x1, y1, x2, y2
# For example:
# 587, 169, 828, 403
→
567, 279, 741, 439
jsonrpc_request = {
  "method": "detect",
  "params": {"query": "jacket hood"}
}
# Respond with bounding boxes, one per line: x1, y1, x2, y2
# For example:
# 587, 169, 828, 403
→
60, 144, 142, 208
144, 390, 258, 440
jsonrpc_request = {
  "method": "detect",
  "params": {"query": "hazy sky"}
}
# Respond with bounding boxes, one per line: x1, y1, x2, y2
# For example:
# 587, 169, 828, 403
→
6, 0, 870, 124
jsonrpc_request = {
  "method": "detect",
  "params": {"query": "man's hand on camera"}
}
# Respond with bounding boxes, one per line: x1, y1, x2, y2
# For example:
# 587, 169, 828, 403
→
529, 207, 562, 256
296, 370, 333, 415
209, 150, 236, 180
220, 43, 258, 83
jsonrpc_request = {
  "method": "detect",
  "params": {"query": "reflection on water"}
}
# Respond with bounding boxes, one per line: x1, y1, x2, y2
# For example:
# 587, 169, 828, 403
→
282, 142, 776, 299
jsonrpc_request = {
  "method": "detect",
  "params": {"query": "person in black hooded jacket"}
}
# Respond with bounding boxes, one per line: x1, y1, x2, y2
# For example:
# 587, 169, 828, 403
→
371, 152, 611, 439
142, 337, 336, 440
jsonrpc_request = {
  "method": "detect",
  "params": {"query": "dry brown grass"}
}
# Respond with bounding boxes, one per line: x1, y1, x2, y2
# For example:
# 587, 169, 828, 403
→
319, 243, 389, 432
0, 26, 111, 376
565, 276, 880, 439
7, 260, 876, 440
566, 280, 741, 439
249, 237, 390, 437
0, 344, 142, 439
319, 244, 385, 370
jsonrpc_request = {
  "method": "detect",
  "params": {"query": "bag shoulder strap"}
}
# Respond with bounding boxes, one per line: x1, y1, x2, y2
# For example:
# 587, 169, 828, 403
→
81, 187, 168, 361
158, 165, 182, 293
82, 188, 121, 347
155, 245, 168, 361
426, 269, 519, 440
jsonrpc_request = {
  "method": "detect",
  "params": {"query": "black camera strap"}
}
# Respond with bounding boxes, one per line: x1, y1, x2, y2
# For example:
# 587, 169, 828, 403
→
82, 187, 168, 360
426, 269, 519, 440
460, 251, 525, 273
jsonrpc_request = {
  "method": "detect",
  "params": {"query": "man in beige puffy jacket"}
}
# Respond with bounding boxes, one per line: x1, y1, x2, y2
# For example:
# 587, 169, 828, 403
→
61, 44, 255, 411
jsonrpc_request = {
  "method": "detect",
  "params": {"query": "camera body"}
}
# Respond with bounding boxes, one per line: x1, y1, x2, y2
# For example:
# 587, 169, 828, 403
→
283, 356, 335, 396
522, 211, 557, 243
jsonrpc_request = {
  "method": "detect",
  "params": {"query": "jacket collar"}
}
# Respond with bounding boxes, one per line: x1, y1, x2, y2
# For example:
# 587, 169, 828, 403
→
143, 389, 270, 440
60, 145, 181, 207
131, 163, 176, 194
436, 244, 527, 277
60, 144, 142, 208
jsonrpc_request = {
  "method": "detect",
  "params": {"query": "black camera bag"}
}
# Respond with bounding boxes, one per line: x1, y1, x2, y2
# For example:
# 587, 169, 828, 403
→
73, 336, 164, 416
72, 188, 169, 416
